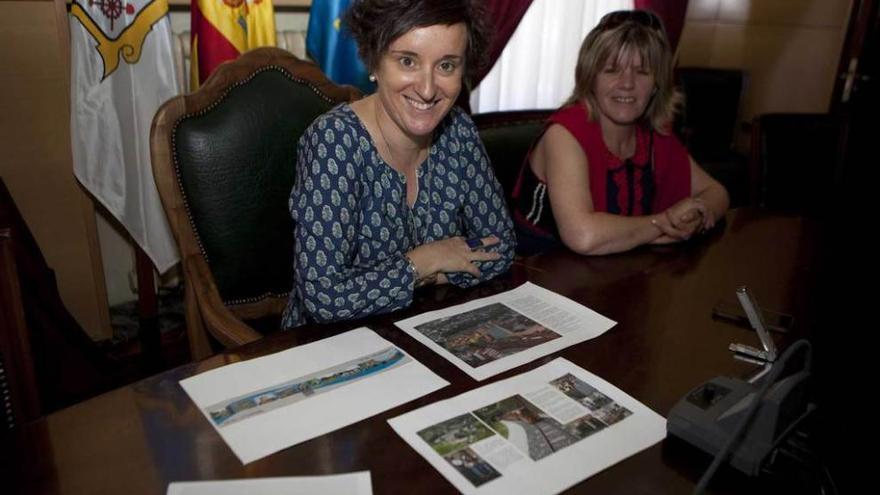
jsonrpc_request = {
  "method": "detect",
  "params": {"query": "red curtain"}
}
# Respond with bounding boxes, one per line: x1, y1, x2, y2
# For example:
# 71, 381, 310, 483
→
475, 0, 535, 87
634, 0, 690, 51
459, 0, 533, 111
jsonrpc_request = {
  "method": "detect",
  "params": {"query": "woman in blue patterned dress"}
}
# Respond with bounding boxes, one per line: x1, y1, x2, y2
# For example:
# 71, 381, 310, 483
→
282, 0, 515, 328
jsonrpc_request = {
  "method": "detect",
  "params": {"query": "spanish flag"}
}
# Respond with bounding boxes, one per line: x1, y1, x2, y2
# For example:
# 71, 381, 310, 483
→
190, 0, 277, 90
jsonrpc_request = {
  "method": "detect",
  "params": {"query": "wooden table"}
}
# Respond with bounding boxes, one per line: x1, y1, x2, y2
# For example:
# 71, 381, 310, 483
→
3, 209, 835, 494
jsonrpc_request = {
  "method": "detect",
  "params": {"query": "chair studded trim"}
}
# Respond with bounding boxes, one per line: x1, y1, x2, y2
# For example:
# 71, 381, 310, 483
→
1, 358, 13, 430
0, 228, 40, 426
169, 64, 344, 306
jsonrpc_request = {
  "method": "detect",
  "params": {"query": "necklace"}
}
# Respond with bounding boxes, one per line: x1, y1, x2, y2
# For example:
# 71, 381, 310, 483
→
372, 100, 432, 207
375, 113, 401, 168
373, 100, 428, 173
371, 101, 434, 247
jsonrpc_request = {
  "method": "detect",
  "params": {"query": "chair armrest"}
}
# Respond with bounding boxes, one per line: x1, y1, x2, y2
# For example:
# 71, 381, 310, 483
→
186, 257, 263, 349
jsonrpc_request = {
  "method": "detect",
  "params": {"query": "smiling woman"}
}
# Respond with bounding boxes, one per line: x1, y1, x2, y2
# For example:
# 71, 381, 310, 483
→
370, 23, 468, 159
512, 10, 730, 256
282, 0, 515, 329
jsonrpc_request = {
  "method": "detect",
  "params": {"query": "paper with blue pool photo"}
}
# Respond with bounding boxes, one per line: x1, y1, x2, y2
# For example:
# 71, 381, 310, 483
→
205, 346, 410, 428
180, 327, 449, 464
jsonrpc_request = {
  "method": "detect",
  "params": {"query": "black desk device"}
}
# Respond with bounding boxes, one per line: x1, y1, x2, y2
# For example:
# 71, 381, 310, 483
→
669, 288, 814, 478
667, 368, 813, 476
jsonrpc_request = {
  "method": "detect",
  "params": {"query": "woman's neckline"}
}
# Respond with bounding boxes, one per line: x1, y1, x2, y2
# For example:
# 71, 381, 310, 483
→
343, 102, 434, 179
575, 102, 650, 165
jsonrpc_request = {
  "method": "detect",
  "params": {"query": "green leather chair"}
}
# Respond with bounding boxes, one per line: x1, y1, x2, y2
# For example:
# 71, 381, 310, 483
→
150, 48, 360, 359
473, 109, 553, 200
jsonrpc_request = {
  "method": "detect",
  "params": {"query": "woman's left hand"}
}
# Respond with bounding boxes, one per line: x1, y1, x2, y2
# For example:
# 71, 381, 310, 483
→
656, 197, 710, 240
406, 235, 501, 284
693, 198, 716, 231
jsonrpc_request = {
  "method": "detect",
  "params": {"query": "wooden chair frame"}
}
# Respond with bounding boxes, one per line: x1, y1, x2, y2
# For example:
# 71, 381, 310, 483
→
150, 48, 360, 359
0, 228, 41, 428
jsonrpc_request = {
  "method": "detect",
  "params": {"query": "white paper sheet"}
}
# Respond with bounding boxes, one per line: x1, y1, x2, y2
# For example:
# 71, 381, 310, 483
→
388, 358, 666, 495
395, 282, 616, 380
180, 327, 449, 464
166, 471, 372, 495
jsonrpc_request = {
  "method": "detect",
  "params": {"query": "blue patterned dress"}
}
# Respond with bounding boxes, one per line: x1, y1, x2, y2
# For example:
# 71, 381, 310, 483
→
281, 104, 515, 328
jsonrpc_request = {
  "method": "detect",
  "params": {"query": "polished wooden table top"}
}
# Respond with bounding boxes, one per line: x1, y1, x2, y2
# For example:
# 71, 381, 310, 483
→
5, 209, 832, 494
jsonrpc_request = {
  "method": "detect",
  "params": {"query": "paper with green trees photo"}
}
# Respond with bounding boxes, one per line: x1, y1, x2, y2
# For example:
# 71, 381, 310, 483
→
389, 358, 665, 495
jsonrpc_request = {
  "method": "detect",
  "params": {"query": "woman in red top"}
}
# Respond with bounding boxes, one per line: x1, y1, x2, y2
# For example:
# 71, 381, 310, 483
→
512, 10, 728, 255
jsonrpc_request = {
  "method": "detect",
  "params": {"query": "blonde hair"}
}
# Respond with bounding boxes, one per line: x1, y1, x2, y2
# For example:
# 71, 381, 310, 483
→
566, 10, 681, 133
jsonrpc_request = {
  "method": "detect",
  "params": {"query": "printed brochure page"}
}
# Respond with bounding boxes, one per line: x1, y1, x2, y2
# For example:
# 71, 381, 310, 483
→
388, 358, 666, 495
180, 328, 448, 463
395, 282, 616, 380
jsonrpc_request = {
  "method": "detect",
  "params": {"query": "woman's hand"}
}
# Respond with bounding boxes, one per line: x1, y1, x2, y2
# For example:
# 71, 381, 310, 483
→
677, 197, 717, 233
652, 197, 709, 240
406, 235, 501, 284
649, 234, 676, 245
688, 157, 728, 233
695, 199, 716, 231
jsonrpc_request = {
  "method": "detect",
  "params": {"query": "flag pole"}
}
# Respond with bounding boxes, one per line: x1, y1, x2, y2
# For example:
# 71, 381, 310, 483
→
135, 244, 162, 372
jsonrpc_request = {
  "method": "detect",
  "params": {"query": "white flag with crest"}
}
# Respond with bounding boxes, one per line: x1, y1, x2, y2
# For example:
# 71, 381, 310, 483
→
70, 0, 180, 273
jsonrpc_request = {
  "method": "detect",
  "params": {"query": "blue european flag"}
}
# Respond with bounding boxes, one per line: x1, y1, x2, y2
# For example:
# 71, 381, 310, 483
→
307, 0, 375, 94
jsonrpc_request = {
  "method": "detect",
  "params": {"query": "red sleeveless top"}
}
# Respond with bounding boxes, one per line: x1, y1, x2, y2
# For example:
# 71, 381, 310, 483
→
513, 104, 691, 238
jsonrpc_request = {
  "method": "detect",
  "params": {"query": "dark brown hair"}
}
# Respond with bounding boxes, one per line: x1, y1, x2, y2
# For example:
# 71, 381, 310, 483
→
566, 10, 681, 133
343, 0, 491, 88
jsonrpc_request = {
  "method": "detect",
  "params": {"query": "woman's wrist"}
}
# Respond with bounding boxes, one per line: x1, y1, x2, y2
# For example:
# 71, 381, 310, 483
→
405, 252, 438, 287
649, 213, 665, 234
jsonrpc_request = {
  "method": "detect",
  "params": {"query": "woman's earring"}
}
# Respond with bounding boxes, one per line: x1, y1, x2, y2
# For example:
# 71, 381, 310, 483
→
369, 74, 377, 82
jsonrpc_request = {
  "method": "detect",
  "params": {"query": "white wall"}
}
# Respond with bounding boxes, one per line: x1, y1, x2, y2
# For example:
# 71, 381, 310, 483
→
678, 0, 852, 150
1, 0, 112, 339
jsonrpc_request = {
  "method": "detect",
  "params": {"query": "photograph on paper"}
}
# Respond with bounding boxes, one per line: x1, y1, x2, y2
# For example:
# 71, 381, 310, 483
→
206, 347, 409, 428
396, 282, 616, 380
422, 372, 632, 476
413, 303, 561, 368
417, 413, 504, 487
388, 358, 665, 495
180, 327, 449, 464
